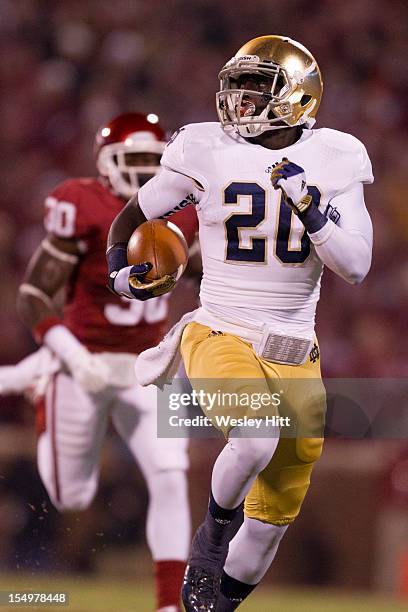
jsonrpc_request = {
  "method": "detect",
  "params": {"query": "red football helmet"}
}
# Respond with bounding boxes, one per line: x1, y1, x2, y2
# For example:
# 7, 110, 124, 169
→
95, 112, 166, 198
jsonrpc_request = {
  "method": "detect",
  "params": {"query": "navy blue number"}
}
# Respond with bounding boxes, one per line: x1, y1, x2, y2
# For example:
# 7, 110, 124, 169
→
275, 186, 321, 264
224, 182, 266, 263
224, 183, 321, 265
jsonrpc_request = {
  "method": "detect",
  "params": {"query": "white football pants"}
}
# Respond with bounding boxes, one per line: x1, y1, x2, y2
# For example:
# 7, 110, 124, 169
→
37, 371, 190, 561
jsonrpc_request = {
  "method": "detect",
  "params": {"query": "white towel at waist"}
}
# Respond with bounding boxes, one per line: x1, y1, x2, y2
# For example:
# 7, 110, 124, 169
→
135, 306, 259, 388
135, 309, 200, 388
135, 306, 272, 388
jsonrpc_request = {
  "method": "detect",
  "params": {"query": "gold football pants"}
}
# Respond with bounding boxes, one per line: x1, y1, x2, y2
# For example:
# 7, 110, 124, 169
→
181, 322, 326, 525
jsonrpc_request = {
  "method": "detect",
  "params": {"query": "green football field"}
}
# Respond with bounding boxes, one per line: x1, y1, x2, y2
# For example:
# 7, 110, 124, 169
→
0, 575, 406, 612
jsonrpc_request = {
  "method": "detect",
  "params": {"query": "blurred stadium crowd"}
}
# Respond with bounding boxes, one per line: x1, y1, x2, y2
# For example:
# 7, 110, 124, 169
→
0, 0, 408, 586
1, 0, 408, 377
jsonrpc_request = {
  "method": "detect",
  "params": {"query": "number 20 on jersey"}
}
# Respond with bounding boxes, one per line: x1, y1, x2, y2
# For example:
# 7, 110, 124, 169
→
223, 182, 321, 265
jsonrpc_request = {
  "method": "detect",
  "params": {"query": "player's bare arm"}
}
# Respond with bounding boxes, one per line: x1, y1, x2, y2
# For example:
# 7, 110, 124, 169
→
107, 192, 147, 248
1, 240, 71, 394
17, 235, 80, 332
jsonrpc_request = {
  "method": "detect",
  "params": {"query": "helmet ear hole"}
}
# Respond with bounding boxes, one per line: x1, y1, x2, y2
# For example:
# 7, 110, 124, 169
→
300, 94, 312, 106
112, 154, 119, 166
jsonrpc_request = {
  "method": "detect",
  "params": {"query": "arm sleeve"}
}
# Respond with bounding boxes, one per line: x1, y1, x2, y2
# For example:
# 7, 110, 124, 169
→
352, 140, 373, 186
138, 166, 202, 220
309, 182, 373, 284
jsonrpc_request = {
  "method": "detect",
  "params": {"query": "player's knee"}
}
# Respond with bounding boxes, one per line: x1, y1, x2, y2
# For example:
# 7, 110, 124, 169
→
245, 461, 313, 526
296, 437, 324, 463
275, 485, 308, 524
247, 491, 306, 526
232, 435, 277, 474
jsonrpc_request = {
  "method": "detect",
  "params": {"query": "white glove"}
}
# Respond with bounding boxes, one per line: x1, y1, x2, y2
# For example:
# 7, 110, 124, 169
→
112, 264, 176, 301
270, 158, 312, 214
43, 325, 111, 393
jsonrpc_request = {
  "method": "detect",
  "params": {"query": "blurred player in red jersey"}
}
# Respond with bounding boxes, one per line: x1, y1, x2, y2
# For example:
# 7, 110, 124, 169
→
1, 113, 198, 612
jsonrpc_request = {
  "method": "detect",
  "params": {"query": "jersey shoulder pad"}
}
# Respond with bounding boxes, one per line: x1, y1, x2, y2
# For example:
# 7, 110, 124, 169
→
315, 128, 374, 186
181, 121, 223, 139
45, 177, 97, 239
316, 127, 366, 153
165, 122, 221, 150
50, 177, 102, 199
161, 122, 222, 188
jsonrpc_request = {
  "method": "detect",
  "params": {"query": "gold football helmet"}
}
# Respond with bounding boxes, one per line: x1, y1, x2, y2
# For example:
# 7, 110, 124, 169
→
216, 35, 323, 137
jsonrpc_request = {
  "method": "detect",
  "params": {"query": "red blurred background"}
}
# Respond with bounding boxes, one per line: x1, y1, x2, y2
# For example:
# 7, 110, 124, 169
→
1, 0, 408, 597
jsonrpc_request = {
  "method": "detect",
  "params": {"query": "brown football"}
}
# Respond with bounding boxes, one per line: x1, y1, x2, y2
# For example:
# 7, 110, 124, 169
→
127, 219, 189, 281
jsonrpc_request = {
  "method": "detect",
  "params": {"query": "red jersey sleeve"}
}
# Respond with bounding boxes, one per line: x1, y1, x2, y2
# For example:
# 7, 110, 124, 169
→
44, 178, 95, 240
169, 204, 198, 247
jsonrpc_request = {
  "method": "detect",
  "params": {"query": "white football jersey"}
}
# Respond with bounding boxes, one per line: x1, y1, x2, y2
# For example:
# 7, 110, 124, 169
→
139, 122, 373, 336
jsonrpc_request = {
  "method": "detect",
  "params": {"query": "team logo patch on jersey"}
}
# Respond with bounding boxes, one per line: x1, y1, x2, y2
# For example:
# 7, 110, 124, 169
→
325, 204, 341, 225
309, 343, 320, 363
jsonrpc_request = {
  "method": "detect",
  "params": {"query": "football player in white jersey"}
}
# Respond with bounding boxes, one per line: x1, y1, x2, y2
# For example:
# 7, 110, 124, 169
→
107, 36, 373, 611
